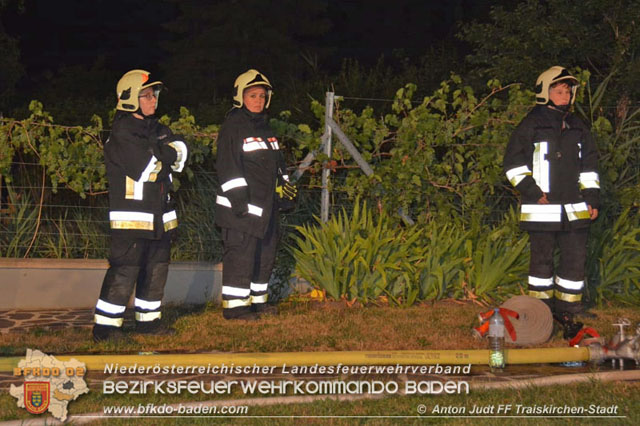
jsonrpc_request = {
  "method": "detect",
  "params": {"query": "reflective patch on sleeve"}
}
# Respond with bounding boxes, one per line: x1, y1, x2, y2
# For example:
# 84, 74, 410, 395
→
221, 177, 248, 192
564, 202, 590, 221
216, 196, 263, 217
168, 141, 188, 172
505, 165, 532, 187
579, 171, 600, 189
247, 204, 263, 217
216, 195, 232, 208
163, 210, 178, 231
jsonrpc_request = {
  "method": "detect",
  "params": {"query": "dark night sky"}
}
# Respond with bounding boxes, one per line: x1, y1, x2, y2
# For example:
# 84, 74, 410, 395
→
0, 0, 511, 122
4, 0, 494, 79
4, 0, 174, 74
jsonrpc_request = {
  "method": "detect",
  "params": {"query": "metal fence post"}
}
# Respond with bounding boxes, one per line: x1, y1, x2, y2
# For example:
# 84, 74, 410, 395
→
321, 92, 334, 223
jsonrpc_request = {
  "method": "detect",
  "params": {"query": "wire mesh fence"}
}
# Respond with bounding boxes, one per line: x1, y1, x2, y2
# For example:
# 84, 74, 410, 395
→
1, 162, 522, 261
2, 91, 636, 261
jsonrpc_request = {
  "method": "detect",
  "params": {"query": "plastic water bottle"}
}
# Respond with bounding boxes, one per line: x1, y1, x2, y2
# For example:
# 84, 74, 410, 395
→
488, 308, 505, 371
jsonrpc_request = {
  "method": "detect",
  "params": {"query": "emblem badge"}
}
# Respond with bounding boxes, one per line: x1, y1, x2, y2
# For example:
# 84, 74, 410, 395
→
24, 382, 50, 415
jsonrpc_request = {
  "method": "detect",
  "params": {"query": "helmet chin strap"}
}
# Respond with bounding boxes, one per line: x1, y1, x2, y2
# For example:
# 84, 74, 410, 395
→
135, 108, 156, 119
548, 100, 570, 112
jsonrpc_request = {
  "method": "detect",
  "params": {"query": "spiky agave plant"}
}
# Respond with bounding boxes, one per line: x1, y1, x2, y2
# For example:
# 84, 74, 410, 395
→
589, 208, 640, 305
461, 223, 529, 303
290, 199, 423, 305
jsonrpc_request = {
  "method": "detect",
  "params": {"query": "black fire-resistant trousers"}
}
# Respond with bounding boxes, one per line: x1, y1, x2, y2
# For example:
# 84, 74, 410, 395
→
221, 211, 279, 319
527, 228, 589, 314
94, 232, 171, 327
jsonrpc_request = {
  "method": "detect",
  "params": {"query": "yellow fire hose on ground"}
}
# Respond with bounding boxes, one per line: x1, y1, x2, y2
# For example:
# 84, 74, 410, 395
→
1, 299, 637, 373
2, 348, 638, 426
0, 347, 597, 372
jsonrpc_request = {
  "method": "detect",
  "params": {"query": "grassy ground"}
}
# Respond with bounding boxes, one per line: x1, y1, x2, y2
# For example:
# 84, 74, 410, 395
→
1, 299, 638, 355
1, 299, 639, 423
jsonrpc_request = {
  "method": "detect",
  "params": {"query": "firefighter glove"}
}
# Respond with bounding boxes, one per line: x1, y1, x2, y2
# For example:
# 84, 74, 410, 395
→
276, 181, 297, 201
157, 143, 177, 165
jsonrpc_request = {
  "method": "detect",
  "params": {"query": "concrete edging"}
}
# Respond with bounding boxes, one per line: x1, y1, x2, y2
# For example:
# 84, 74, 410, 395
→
0, 258, 222, 310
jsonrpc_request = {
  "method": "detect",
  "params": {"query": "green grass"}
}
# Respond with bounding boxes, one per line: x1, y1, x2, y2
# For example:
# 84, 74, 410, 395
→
1, 300, 639, 355
1, 300, 639, 423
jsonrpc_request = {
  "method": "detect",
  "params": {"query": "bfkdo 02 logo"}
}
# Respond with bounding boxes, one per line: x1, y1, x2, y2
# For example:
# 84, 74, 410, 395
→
24, 382, 50, 414
10, 349, 90, 422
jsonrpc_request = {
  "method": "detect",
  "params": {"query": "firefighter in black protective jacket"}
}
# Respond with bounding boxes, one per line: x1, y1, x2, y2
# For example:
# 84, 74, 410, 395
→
503, 66, 600, 317
92, 69, 188, 342
215, 69, 297, 320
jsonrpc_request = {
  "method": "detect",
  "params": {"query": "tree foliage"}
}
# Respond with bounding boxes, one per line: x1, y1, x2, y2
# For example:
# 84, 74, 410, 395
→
288, 72, 640, 306
1, 68, 639, 304
160, 0, 331, 118
458, 0, 640, 100
0, 0, 24, 111
319, 76, 532, 228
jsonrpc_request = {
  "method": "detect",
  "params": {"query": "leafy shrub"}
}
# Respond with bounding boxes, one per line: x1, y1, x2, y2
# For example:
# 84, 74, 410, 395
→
0, 187, 38, 257
461, 226, 528, 303
291, 200, 529, 306
291, 200, 424, 305
414, 222, 469, 301
587, 208, 640, 305
2, 71, 640, 310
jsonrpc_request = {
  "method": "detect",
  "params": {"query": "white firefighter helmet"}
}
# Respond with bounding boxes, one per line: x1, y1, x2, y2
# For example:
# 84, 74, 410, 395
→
535, 66, 578, 105
232, 69, 273, 109
116, 69, 164, 112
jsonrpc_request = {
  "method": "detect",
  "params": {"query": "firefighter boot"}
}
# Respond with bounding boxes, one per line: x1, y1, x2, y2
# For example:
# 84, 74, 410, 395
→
253, 303, 278, 316
92, 324, 128, 343
135, 320, 176, 336
224, 309, 261, 321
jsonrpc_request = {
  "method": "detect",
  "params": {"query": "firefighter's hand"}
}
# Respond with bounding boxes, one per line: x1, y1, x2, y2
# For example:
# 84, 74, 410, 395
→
588, 205, 599, 220
157, 144, 178, 164
276, 181, 298, 201
537, 193, 549, 204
